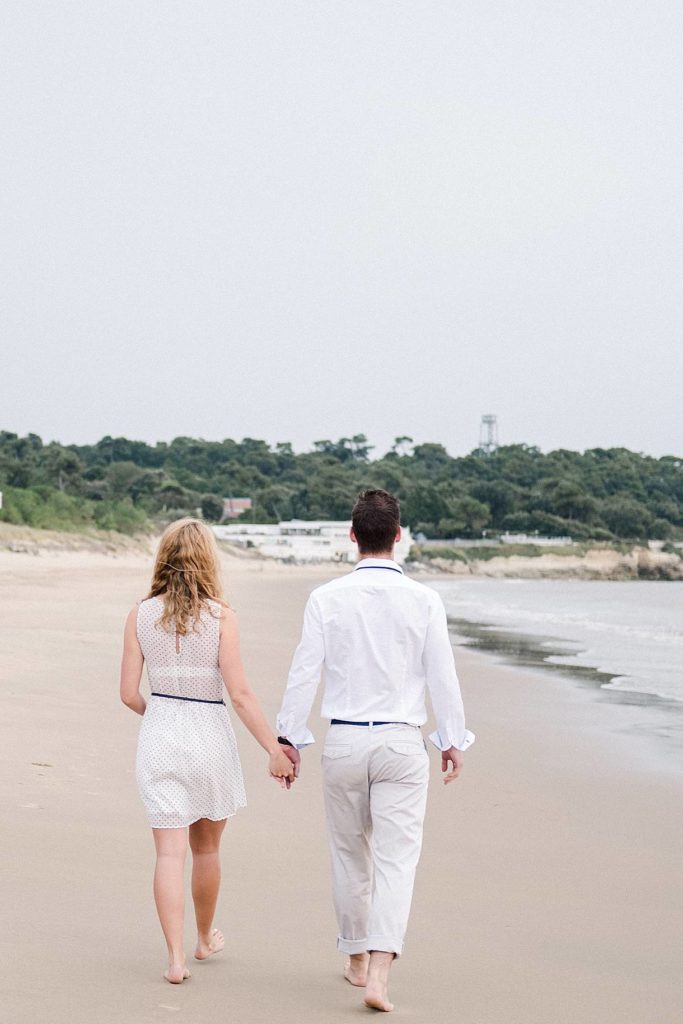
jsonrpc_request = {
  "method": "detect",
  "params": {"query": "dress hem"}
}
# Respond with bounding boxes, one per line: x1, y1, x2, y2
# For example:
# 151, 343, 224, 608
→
148, 804, 247, 829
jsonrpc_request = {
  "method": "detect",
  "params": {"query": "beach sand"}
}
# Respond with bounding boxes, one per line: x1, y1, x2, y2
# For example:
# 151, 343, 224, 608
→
1, 549, 681, 1024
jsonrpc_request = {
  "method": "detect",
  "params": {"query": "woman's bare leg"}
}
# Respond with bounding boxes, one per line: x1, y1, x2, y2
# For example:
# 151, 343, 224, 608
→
152, 827, 189, 983
189, 818, 227, 959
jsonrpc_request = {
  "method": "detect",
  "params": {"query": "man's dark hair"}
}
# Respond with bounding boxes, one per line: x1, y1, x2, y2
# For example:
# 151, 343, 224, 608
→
351, 489, 400, 554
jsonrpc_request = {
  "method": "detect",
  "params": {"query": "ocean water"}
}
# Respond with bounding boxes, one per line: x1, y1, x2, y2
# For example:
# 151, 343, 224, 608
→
428, 578, 683, 705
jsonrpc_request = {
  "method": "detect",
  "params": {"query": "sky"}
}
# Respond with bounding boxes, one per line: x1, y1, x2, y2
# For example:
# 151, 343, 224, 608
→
1, 1, 682, 459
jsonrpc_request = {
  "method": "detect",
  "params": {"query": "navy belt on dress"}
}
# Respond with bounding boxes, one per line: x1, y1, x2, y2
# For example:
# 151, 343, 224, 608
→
330, 719, 407, 727
151, 692, 225, 705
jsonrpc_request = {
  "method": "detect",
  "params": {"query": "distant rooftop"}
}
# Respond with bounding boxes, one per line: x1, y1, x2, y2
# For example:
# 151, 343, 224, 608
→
222, 497, 252, 519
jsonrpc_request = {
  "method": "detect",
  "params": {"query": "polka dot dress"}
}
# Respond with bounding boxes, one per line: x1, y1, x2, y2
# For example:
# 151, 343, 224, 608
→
135, 596, 247, 828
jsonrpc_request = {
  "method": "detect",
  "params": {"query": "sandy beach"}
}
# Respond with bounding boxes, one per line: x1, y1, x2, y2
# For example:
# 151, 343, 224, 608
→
1, 549, 682, 1024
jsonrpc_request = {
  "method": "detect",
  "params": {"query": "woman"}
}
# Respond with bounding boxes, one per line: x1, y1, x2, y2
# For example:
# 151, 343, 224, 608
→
120, 518, 294, 984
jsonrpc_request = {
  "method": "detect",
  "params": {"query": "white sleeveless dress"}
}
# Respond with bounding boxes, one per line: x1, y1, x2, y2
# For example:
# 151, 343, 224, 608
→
135, 596, 247, 828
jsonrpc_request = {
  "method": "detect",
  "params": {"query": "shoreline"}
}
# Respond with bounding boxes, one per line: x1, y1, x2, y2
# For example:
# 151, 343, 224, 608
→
450, 621, 683, 781
450, 613, 683, 707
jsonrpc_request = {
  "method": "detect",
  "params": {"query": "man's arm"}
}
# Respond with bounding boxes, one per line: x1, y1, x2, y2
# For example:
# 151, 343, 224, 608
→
422, 595, 475, 783
276, 592, 325, 751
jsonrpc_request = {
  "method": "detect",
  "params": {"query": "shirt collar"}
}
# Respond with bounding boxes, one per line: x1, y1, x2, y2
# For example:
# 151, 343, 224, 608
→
354, 557, 404, 575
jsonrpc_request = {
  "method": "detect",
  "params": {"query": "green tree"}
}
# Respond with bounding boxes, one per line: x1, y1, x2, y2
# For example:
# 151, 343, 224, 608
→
105, 461, 143, 501
390, 436, 414, 458
200, 494, 225, 522
440, 497, 491, 538
469, 480, 519, 525
600, 498, 653, 538
412, 443, 452, 474
42, 444, 83, 493
535, 478, 598, 523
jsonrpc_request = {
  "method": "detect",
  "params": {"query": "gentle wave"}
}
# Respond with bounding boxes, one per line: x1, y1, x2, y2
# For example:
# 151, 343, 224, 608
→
428, 578, 683, 704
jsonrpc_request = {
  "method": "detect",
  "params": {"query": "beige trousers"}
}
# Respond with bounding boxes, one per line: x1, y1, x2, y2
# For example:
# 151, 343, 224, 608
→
321, 722, 430, 957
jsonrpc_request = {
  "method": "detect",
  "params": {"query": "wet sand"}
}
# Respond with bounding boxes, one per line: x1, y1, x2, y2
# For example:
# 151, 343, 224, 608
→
1, 550, 681, 1023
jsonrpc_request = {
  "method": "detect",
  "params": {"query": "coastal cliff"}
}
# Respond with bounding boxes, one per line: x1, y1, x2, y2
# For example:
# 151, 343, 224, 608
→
0, 522, 153, 557
409, 544, 683, 580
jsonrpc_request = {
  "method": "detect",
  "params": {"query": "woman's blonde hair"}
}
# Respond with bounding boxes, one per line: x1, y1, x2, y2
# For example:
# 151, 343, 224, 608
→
147, 518, 227, 635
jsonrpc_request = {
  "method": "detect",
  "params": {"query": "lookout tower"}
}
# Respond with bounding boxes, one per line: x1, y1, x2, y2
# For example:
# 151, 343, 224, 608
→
479, 414, 499, 453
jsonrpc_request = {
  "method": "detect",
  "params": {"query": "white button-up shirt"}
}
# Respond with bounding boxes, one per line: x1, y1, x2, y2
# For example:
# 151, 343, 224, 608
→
277, 558, 475, 751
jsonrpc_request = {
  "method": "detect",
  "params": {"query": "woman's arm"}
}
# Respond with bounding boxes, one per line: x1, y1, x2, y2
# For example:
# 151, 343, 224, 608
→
219, 608, 294, 783
120, 606, 146, 716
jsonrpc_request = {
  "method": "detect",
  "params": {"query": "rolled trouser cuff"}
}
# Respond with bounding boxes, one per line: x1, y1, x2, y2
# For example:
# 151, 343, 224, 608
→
367, 933, 404, 958
337, 934, 404, 958
337, 935, 371, 955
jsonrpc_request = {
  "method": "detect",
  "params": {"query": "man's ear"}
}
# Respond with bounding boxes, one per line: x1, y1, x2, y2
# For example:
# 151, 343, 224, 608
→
395, 527, 402, 543
350, 527, 357, 544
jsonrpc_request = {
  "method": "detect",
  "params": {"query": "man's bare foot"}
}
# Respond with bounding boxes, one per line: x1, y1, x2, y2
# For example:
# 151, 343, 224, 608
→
364, 988, 394, 1012
194, 927, 225, 961
344, 952, 369, 987
164, 962, 190, 984
364, 951, 395, 1011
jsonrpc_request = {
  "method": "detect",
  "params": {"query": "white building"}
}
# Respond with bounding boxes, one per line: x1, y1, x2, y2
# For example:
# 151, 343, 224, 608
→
212, 519, 413, 565
500, 532, 573, 546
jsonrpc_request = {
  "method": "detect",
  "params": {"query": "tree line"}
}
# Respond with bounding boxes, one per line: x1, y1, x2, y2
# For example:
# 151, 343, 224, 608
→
0, 430, 681, 541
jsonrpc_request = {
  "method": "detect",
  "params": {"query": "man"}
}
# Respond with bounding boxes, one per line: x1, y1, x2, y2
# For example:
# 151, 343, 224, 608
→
276, 489, 474, 1012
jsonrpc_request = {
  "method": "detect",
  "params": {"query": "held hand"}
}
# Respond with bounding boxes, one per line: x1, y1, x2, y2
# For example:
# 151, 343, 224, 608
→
441, 746, 464, 785
282, 744, 301, 779
269, 748, 295, 789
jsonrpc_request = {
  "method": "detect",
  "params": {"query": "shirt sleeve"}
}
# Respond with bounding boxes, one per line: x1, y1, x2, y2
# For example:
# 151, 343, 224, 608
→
422, 595, 475, 752
276, 592, 325, 748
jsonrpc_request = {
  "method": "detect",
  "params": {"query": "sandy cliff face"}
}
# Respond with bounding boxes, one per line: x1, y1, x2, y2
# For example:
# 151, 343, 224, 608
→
0, 522, 154, 556
413, 546, 683, 580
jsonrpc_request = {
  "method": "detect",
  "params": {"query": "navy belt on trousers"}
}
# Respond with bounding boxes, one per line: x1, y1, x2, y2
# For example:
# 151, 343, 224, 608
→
330, 719, 407, 726
151, 692, 225, 705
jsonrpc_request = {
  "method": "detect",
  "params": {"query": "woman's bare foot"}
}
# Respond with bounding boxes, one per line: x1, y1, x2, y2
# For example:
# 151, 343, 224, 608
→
364, 951, 395, 1012
164, 962, 190, 984
194, 927, 225, 961
344, 952, 369, 987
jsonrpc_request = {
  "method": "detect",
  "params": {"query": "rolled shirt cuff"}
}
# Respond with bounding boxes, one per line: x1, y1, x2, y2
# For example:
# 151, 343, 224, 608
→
428, 727, 475, 752
276, 715, 315, 749
291, 736, 315, 750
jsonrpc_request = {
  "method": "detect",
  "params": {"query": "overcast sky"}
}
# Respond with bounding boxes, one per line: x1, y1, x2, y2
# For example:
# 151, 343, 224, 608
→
1, 1, 682, 458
